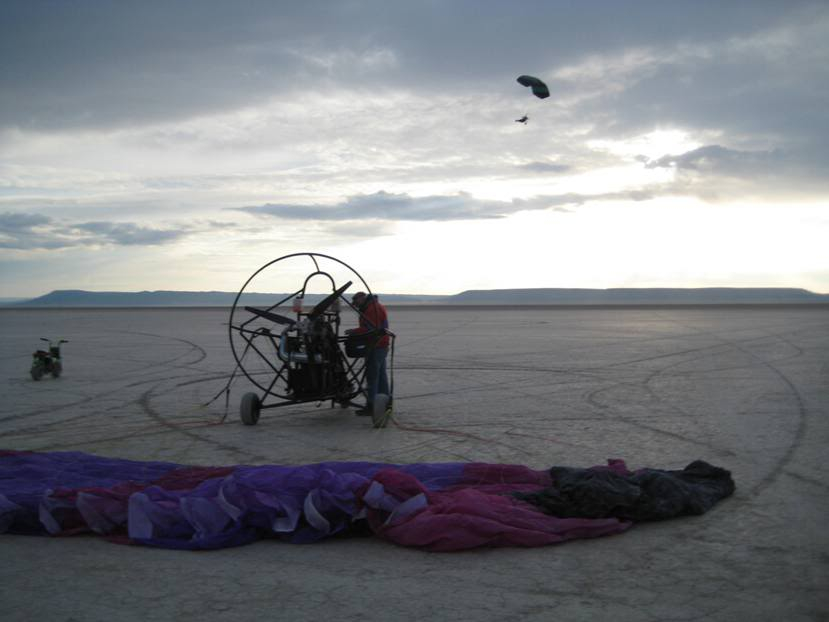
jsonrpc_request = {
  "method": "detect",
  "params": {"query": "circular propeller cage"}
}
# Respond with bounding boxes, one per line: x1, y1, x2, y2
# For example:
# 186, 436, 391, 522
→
228, 253, 373, 403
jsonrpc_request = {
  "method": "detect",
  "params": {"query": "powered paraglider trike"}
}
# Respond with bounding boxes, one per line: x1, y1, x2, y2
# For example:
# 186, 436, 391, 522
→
227, 253, 394, 428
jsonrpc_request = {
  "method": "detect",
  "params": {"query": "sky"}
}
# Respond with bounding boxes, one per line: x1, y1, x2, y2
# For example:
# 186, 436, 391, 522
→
1, 0, 828, 298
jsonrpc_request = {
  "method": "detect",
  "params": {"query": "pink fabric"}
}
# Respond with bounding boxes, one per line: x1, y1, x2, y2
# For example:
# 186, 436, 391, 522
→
360, 468, 630, 551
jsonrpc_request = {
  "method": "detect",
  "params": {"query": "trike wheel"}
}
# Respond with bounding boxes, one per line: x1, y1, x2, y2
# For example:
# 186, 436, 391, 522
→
240, 392, 261, 426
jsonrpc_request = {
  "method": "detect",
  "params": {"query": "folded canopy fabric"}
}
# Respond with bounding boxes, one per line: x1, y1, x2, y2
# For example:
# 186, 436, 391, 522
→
0, 450, 733, 551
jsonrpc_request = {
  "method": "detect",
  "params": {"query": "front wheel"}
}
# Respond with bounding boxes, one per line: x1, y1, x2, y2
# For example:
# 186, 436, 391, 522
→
240, 392, 261, 426
51, 361, 62, 378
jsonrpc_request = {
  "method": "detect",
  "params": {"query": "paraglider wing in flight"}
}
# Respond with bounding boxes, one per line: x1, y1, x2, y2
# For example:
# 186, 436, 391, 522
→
515, 115, 529, 124
516, 75, 550, 99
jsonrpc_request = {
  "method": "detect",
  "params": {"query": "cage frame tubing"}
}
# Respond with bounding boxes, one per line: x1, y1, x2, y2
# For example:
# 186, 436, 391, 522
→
229, 253, 373, 392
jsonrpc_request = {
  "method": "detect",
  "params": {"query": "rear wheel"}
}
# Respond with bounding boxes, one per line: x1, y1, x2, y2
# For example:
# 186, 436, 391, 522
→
240, 392, 261, 426
372, 394, 391, 429
30, 365, 44, 381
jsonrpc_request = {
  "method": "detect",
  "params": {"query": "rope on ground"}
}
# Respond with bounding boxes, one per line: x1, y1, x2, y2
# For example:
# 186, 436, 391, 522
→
386, 411, 533, 454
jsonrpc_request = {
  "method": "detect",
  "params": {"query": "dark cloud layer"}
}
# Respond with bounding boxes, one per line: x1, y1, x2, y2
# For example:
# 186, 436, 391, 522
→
238, 191, 510, 221
2, 2, 827, 250
0, 211, 51, 231
4, 1, 826, 199
67, 222, 188, 246
2, 2, 827, 191
2, 1, 821, 134
0, 211, 201, 249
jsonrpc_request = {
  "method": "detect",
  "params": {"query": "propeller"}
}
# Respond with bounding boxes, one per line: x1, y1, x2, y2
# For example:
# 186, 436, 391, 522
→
243, 306, 296, 326
307, 280, 352, 321
243, 279, 352, 326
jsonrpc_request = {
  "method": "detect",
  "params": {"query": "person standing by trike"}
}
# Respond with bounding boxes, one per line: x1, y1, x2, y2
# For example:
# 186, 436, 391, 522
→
347, 292, 390, 417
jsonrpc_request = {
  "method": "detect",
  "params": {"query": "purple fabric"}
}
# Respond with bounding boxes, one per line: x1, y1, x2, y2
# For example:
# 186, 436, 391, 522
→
0, 450, 180, 535
0, 450, 631, 550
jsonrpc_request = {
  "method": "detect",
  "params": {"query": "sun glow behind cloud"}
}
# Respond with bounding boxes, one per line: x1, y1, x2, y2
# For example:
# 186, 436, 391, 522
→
589, 129, 703, 160
331, 198, 829, 295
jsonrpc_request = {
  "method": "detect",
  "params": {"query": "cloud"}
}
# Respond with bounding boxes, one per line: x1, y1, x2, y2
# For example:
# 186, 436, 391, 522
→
645, 144, 784, 174
540, 7, 829, 189
0, 211, 51, 231
517, 162, 571, 174
235, 191, 508, 221
0, 211, 212, 250
1, 2, 817, 132
66, 222, 189, 246
3, 3, 826, 195
234, 189, 655, 222
641, 143, 829, 200
0, 211, 64, 249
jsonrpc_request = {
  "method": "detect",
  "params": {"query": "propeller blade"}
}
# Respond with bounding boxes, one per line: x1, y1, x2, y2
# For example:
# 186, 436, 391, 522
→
244, 306, 296, 326
308, 280, 352, 320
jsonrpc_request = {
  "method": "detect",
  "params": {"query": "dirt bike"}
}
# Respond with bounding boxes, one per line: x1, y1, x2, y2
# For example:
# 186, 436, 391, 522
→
31, 338, 68, 381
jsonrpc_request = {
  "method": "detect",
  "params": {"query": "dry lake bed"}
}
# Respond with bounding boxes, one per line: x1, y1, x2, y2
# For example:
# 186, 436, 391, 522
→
1, 306, 827, 621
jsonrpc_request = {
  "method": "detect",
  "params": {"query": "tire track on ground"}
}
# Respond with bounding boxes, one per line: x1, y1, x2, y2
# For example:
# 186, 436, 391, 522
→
582, 315, 816, 462
0, 332, 209, 428
139, 375, 406, 465
650, 313, 812, 494
584, 344, 745, 457
137, 383, 270, 463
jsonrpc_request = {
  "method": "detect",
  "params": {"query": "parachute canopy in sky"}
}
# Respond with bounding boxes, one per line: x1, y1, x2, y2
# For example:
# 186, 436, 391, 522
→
516, 75, 550, 99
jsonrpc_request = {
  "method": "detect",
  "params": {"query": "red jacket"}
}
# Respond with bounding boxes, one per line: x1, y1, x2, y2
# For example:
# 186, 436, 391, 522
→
354, 295, 390, 348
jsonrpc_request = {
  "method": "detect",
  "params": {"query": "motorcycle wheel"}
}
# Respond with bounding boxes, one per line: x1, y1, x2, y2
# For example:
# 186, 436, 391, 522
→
31, 365, 44, 381
51, 361, 62, 378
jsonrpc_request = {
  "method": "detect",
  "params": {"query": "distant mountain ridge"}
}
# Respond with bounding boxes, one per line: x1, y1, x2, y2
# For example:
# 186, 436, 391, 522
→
5, 287, 829, 307
449, 287, 829, 305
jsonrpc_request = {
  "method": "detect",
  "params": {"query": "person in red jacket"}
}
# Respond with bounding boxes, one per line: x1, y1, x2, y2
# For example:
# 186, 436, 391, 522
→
348, 292, 390, 416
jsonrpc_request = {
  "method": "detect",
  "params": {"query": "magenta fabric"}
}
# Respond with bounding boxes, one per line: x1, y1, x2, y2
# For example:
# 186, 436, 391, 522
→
0, 450, 631, 551
360, 468, 629, 551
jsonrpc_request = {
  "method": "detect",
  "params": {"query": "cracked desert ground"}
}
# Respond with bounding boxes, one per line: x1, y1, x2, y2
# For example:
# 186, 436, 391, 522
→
1, 306, 827, 622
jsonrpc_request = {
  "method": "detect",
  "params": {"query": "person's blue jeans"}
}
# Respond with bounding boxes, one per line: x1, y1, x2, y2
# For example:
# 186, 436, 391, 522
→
365, 347, 389, 406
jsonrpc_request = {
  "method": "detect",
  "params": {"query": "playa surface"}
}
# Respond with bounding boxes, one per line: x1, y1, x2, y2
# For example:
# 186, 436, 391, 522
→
1, 306, 827, 621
